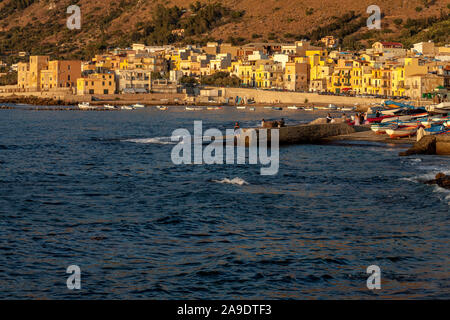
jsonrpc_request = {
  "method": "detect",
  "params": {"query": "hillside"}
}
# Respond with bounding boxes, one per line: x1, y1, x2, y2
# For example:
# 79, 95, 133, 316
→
0, 0, 449, 59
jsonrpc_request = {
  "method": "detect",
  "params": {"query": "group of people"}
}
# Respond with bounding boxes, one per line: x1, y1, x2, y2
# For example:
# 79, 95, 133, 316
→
261, 118, 285, 128
353, 112, 367, 126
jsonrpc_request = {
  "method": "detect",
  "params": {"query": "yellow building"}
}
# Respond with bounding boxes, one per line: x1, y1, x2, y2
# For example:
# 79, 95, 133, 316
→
77, 72, 116, 95
40, 60, 82, 91
17, 56, 49, 91
285, 62, 309, 91
391, 65, 405, 97
329, 59, 353, 93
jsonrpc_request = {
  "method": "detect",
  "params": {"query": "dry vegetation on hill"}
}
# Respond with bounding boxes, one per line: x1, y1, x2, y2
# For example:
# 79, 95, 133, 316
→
0, 0, 449, 59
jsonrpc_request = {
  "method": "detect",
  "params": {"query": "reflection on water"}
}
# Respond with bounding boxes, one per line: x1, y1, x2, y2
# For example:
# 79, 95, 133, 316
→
0, 107, 448, 299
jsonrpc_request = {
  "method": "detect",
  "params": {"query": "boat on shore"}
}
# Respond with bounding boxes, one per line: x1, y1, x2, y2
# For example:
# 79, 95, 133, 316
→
386, 125, 420, 139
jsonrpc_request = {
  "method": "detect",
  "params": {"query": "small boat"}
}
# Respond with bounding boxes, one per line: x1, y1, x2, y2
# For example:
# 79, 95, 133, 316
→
207, 106, 222, 110
370, 123, 397, 134
326, 104, 338, 110
156, 106, 168, 111
185, 107, 203, 111
288, 105, 300, 110
386, 126, 420, 139
132, 104, 145, 108
249, 107, 256, 111
304, 107, 315, 111
264, 106, 273, 109
78, 102, 91, 110
272, 107, 283, 111
121, 105, 133, 110
424, 125, 447, 135
236, 106, 246, 110
340, 106, 356, 112
104, 104, 116, 110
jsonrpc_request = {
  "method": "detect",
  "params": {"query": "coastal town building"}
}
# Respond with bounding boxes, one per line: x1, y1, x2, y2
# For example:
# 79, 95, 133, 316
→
40, 60, 82, 91
76, 72, 116, 95
10, 40, 450, 100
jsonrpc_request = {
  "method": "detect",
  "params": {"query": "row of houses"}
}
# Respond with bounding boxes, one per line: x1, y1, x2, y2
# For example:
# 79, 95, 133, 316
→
15, 39, 450, 99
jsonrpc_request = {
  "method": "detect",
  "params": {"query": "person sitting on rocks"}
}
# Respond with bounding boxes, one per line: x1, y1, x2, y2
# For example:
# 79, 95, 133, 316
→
278, 118, 285, 127
326, 113, 333, 124
234, 122, 240, 130
261, 119, 265, 128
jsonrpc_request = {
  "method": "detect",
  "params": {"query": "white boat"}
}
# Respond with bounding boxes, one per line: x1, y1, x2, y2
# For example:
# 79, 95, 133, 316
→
249, 107, 256, 111
185, 107, 203, 111
288, 105, 300, 110
121, 105, 133, 110
132, 103, 145, 108
340, 106, 356, 112
78, 102, 91, 110
427, 102, 450, 113
236, 106, 246, 110
156, 106, 168, 110
304, 107, 315, 111
207, 106, 222, 110
104, 104, 116, 110
327, 104, 338, 110
386, 126, 420, 139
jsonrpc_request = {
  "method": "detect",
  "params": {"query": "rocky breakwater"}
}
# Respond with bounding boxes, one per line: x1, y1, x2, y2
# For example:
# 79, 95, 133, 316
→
239, 123, 356, 146
399, 134, 450, 156
425, 173, 450, 190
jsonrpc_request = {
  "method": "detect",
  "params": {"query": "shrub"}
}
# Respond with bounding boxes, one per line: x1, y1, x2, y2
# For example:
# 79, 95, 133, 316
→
393, 18, 403, 26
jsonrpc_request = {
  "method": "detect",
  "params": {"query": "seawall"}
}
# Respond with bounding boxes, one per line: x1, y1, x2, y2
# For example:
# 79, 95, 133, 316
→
240, 123, 356, 145
400, 134, 450, 156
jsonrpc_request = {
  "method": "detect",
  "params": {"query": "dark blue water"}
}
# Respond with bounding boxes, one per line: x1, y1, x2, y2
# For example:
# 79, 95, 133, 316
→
0, 106, 449, 299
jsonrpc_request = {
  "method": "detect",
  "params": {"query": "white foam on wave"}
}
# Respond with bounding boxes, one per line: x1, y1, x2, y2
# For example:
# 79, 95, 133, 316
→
432, 185, 450, 206
212, 177, 249, 186
123, 136, 179, 145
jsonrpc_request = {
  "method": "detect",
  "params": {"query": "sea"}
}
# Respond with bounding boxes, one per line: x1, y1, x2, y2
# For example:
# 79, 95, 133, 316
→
0, 105, 449, 299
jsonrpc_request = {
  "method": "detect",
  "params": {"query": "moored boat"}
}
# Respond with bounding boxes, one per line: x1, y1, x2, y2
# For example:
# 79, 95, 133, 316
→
78, 102, 91, 110
121, 105, 133, 110
156, 105, 168, 110
185, 106, 203, 111
132, 103, 145, 108
104, 104, 116, 110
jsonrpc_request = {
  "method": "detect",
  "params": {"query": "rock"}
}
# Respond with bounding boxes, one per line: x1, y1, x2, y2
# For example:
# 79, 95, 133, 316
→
309, 118, 328, 125
425, 173, 450, 189
400, 134, 450, 156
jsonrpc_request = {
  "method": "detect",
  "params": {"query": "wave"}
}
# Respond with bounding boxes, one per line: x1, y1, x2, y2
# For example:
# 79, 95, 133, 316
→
433, 185, 450, 206
123, 136, 178, 145
212, 177, 249, 186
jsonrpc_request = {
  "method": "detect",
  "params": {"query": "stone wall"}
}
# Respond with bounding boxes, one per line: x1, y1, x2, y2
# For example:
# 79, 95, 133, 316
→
241, 123, 356, 145
219, 87, 384, 106
400, 134, 450, 156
